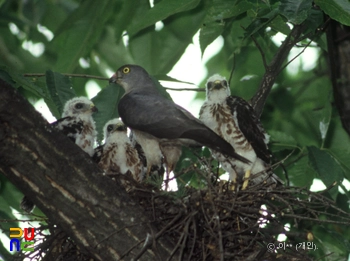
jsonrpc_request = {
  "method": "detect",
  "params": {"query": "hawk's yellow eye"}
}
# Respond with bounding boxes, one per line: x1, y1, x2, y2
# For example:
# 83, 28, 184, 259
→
123, 67, 130, 74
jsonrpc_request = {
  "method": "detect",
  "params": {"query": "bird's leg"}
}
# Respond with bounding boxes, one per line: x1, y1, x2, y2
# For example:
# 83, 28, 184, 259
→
163, 157, 173, 191
242, 169, 251, 190
164, 164, 171, 191
228, 170, 238, 191
146, 165, 152, 178
229, 177, 237, 191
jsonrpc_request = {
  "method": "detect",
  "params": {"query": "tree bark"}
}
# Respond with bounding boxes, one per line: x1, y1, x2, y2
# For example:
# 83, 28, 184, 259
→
326, 20, 350, 136
0, 79, 177, 260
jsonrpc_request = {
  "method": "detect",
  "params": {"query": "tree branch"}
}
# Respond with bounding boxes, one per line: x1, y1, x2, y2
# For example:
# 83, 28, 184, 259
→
0, 79, 178, 260
326, 19, 350, 136
251, 24, 306, 118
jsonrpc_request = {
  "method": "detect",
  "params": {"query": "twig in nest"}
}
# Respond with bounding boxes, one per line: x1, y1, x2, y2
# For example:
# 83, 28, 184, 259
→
122, 211, 184, 260
131, 233, 153, 261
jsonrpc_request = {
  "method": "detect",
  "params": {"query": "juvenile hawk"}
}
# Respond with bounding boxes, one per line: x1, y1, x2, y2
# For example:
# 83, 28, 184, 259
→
199, 74, 277, 186
52, 96, 98, 157
93, 119, 144, 182
109, 65, 249, 179
129, 130, 164, 179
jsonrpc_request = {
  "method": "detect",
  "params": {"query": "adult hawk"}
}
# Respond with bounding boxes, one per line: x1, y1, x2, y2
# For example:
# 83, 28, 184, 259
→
109, 65, 249, 179
199, 74, 277, 186
21, 96, 98, 213
93, 119, 144, 182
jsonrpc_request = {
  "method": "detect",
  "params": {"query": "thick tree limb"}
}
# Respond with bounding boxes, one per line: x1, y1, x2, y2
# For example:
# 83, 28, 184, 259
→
251, 24, 305, 117
326, 20, 350, 137
0, 79, 178, 260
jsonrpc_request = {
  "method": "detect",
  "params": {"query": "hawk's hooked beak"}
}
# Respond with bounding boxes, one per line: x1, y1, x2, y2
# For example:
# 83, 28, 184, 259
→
109, 71, 122, 84
115, 124, 127, 132
109, 73, 117, 84
90, 103, 98, 113
213, 80, 224, 90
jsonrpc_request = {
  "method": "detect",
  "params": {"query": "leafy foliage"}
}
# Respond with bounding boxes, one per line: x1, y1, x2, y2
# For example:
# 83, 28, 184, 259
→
0, 0, 350, 260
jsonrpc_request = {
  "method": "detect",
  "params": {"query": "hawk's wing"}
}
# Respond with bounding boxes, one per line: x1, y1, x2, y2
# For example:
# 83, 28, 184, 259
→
119, 90, 250, 164
119, 90, 201, 139
226, 96, 271, 163
92, 144, 104, 163
129, 131, 147, 168
51, 116, 84, 142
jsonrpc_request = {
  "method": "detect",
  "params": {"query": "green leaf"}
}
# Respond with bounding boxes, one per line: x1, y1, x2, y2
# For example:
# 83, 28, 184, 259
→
279, 0, 313, 24
112, 1, 139, 42
175, 147, 205, 190
200, 0, 249, 48
92, 84, 123, 143
307, 146, 344, 199
0, 176, 24, 246
96, 27, 134, 71
326, 148, 350, 179
45, 70, 76, 118
269, 15, 291, 35
303, 8, 324, 35
268, 130, 298, 152
318, 101, 332, 146
154, 74, 195, 85
199, 21, 225, 55
127, 0, 201, 36
244, 8, 279, 38
315, 0, 350, 26
204, 0, 255, 23
288, 155, 315, 187
0, 67, 46, 98
313, 226, 350, 255
50, 0, 114, 72
128, 5, 205, 74
0, 241, 12, 260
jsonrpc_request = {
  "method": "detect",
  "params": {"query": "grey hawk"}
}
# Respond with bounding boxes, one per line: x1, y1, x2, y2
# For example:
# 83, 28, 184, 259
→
93, 119, 144, 182
109, 65, 249, 179
21, 96, 98, 213
199, 74, 277, 186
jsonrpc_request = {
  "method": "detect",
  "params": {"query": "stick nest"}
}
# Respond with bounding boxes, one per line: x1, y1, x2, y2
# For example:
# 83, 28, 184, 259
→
14, 175, 350, 261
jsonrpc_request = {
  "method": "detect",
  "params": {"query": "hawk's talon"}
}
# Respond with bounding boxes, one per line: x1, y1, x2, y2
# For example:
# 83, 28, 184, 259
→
242, 170, 251, 190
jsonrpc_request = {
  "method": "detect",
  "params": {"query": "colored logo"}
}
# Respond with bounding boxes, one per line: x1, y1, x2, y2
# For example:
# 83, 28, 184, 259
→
9, 227, 35, 252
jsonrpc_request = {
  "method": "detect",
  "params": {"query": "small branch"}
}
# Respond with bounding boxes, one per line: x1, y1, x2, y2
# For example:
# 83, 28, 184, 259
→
164, 87, 205, 92
23, 73, 109, 81
281, 213, 350, 225
23, 72, 205, 92
251, 23, 306, 117
251, 34, 268, 69
278, 39, 313, 74
228, 53, 236, 86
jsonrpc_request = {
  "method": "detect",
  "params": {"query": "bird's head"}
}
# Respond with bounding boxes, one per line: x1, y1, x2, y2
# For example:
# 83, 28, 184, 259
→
205, 74, 231, 101
109, 64, 152, 93
62, 97, 98, 117
103, 118, 127, 139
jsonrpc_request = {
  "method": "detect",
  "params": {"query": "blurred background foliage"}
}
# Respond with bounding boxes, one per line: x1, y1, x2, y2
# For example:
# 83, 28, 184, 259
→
0, 0, 350, 260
